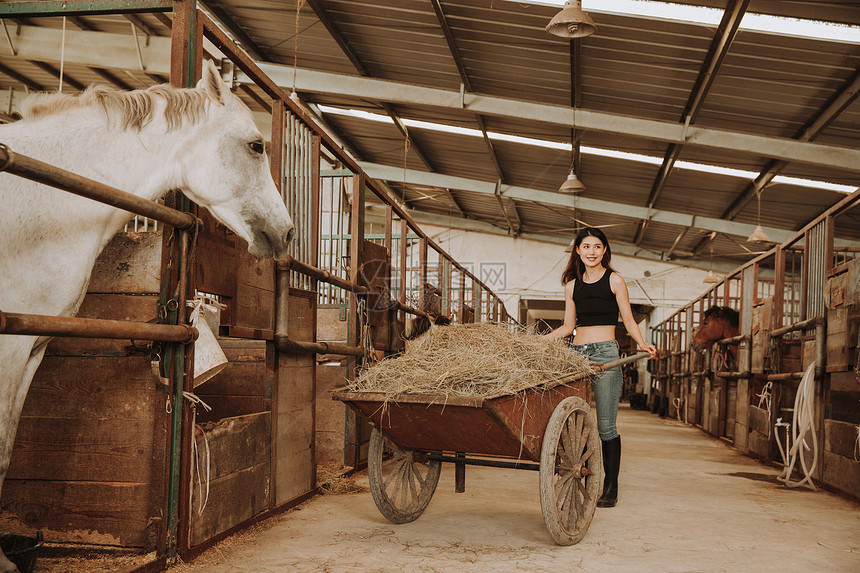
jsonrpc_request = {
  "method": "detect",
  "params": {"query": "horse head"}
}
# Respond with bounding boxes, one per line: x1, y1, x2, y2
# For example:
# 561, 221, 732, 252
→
179, 61, 294, 259
691, 306, 740, 353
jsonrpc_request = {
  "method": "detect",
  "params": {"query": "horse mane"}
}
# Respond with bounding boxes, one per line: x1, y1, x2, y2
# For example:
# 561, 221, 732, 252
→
20, 83, 210, 132
704, 305, 739, 329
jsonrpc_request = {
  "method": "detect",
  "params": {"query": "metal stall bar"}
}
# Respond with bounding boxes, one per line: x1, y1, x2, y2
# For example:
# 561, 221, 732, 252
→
0, 311, 196, 342
0, 145, 196, 230
0, 0, 172, 17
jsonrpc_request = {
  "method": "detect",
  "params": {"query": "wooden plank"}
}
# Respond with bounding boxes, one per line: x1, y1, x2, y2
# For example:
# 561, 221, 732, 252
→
825, 419, 860, 459
288, 289, 316, 341
822, 450, 860, 500
7, 417, 154, 482
317, 307, 348, 342
21, 356, 159, 418
195, 361, 268, 397
190, 462, 270, 547
830, 391, 860, 425
194, 397, 270, 424
747, 430, 769, 459
195, 208, 239, 299
46, 295, 159, 356
89, 231, 162, 294
195, 413, 271, 480
830, 371, 860, 392
276, 353, 315, 505
748, 405, 769, 435
234, 282, 275, 335
0, 481, 152, 546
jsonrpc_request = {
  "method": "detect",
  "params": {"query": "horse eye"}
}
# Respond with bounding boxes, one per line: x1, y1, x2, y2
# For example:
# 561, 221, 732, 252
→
248, 140, 264, 154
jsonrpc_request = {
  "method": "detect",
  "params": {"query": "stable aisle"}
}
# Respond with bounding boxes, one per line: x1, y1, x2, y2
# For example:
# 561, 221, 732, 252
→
172, 405, 860, 573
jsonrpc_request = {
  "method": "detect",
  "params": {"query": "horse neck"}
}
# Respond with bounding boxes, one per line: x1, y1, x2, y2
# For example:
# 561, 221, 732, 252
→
62, 110, 186, 203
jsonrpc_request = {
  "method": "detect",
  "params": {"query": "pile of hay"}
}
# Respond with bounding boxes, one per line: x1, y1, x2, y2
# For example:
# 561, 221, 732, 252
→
350, 322, 598, 398
316, 465, 365, 495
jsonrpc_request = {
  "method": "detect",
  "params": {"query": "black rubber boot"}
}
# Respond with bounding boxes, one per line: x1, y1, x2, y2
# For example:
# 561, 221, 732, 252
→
597, 436, 621, 508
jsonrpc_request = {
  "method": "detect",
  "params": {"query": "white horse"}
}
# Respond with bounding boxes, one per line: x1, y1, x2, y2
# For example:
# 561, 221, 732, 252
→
0, 61, 293, 573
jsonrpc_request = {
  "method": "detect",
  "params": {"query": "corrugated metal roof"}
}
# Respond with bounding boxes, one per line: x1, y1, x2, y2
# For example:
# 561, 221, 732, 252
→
0, 0, 858, 270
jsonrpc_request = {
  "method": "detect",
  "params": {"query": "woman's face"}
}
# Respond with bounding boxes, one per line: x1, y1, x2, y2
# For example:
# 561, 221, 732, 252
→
576, 235, 606, 269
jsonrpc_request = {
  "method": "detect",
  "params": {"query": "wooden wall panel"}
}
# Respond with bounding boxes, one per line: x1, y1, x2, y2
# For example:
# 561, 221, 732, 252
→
275, 290, 316, 506
89, 231, 162, 294
316, 362, 349, 466
190, 463, 270, 546
0, 233, 168, 550
194, 339, 270, 424
0, 481, 154, 546
189, 412, 272, 547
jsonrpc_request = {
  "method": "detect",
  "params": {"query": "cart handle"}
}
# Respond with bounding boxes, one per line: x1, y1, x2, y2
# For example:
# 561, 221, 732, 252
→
591, 351, 651, 372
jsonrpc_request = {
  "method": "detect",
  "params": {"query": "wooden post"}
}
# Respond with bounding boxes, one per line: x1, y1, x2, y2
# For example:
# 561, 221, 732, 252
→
269, 98, 285, 509
419, 237, 428, 311
458, 271, 466, 323
346, 172, 365, 468
166, 0, 201, 557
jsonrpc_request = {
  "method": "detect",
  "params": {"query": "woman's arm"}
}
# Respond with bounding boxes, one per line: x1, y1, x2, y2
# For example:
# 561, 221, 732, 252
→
544, 280, 577, 340
610, 273, 657, 358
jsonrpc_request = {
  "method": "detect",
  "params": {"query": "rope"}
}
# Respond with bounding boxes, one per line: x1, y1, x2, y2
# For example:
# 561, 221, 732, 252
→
191, 424, 211, 516
291, 0, 306, 97
854, 422, 860, 463
757, 381, 772, 416
58, 17, 66, 93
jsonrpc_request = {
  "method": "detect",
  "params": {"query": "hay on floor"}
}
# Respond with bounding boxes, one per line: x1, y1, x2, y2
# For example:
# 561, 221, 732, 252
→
349, 323, 598, 399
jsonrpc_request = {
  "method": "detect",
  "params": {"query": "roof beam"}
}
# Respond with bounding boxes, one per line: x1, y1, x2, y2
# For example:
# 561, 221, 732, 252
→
199, 0, 267, 62
430, 0, 514, 231
358, 162, 796, 244
722, 65, 860, 222
306, 0, 367, 76
29, 60, 86, 91
633, 0, 749, 246
363, 206, 739, 275
0, 60, 43, 91
8, 25, 860, 173
689, 63, 860, 255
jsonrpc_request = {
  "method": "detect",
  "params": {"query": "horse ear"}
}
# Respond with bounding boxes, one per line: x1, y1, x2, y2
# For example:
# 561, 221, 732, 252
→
196, 60, 228, 105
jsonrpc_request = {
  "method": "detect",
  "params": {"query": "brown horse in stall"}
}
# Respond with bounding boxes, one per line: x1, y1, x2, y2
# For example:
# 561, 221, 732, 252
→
691, 306, 767, 410
691, 306, 740, 362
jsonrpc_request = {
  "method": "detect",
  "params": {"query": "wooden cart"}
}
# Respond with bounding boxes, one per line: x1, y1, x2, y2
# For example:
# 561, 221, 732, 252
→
333, 352, 648, 545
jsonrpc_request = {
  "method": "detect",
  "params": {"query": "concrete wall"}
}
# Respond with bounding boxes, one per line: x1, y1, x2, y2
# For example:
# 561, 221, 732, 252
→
418, 224, 716, 326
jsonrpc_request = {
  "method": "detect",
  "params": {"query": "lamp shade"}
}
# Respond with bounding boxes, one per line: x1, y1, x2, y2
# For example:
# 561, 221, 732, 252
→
747, 224, 770, 243
546, 1, 597, 39
559, 169, 587, 193
703, 270, 721, 284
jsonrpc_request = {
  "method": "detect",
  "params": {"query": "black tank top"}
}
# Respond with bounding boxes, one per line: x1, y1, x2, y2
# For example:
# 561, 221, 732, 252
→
572, 271, 619, 327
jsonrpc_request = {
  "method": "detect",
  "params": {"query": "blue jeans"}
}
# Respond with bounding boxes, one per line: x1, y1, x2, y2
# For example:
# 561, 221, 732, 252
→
569, 340, 622, 441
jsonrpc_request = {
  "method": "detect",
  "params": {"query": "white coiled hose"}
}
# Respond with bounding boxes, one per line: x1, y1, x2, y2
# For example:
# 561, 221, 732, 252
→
775, 362, 818, 490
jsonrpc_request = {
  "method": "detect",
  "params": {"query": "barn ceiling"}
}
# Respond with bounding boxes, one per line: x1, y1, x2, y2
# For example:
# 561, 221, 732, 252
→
1, 0, 859, 272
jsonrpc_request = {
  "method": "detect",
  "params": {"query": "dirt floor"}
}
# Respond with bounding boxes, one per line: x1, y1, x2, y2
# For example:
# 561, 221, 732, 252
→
154, 406, 860, 573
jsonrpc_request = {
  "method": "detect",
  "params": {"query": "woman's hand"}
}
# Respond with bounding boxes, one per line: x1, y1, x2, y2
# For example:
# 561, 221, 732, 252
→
641, 344, 658, 359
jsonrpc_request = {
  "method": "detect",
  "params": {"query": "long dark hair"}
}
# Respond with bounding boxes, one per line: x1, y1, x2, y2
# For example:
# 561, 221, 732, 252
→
561, 227, 615, 285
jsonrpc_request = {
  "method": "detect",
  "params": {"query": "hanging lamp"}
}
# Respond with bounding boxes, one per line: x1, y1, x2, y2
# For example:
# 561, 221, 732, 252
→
559, 169, 587, 193
546, 0, 597, 39
559, 104, 586, 193
747, 187, 771, 243
703, 246, 721, 284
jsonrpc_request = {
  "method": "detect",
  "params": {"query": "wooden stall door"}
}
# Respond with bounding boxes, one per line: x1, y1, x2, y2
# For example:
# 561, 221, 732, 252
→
0, 232, 168, 550
275, 289, 317, 505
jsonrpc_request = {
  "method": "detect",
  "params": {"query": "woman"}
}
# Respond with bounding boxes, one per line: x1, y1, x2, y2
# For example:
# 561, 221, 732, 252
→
545, 227, 657, 508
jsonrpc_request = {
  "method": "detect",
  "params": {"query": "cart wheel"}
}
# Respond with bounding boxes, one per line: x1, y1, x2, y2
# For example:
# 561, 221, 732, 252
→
539, 396, 602, 545
368, 427, 441, 524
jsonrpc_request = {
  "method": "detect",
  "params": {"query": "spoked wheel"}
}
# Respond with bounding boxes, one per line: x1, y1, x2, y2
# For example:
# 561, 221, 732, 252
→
539, 396, 602, 545
367, 427, 442, 524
